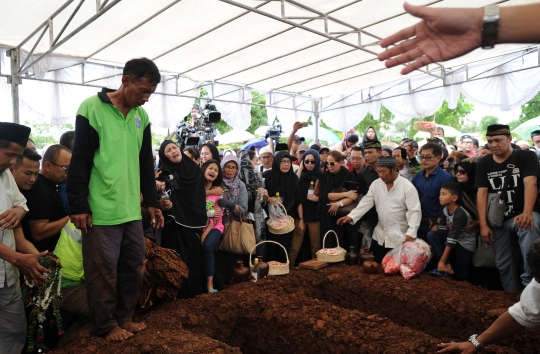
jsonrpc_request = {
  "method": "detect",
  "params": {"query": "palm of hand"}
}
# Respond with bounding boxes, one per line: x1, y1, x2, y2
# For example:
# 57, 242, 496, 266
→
415, 12, 481, 64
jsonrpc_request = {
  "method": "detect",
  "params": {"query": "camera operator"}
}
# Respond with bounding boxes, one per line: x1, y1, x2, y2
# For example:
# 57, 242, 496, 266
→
187, 104, 201, 127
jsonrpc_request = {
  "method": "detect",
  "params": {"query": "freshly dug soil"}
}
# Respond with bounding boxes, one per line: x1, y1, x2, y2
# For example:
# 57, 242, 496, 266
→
54, 318, 241, 354
53, 264, 537, 354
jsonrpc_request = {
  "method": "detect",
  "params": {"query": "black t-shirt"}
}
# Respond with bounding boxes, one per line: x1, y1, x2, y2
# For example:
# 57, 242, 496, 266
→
357, 165, 378, 222
21, 174, 67, 252
298, 177, 319, 223
475, 150, 539, 221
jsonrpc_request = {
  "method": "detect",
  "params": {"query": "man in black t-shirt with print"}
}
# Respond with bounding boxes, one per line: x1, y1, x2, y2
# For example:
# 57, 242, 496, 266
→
476, 124, 540, 291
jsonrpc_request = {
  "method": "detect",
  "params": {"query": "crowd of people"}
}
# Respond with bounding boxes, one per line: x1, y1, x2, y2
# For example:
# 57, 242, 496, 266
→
4, 1, 540, 352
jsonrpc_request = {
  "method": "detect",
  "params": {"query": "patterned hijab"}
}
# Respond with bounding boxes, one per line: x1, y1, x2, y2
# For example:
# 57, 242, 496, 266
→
221, 155, 242, 204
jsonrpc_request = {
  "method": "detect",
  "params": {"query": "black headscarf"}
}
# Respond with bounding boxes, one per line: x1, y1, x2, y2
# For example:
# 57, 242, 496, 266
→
159, 140, 207, 228
454, 159, 478, 219
201, 143, 221, 162
300, 149, 321, 182
262, 151, 299, 213
362, 126, 379, 145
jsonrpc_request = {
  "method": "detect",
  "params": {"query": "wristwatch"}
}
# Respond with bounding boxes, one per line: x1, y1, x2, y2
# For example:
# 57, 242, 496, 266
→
468, 334, 485, 351
482, 4, 500, 49
339, 201, 344, 208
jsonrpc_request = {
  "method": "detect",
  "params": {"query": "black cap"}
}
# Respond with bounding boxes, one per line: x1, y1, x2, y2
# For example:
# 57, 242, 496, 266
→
460, 134, 473, 141
319, 147, 330, 154
486, 124, 511, 137
0, 123, 31, 147
377, 156, 396, 168
364, 140, 382, 150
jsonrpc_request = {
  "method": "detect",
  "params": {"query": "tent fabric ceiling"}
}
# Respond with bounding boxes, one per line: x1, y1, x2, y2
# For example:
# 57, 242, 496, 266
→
0, 0, 538, 100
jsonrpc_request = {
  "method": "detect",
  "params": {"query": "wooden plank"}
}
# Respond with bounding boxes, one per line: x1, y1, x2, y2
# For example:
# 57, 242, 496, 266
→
299, 259, 329, 270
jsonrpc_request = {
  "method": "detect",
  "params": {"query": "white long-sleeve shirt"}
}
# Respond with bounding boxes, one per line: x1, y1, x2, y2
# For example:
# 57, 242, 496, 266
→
348, 175, 421, 249
508, 278, 540, 328
0, 169, 29, 288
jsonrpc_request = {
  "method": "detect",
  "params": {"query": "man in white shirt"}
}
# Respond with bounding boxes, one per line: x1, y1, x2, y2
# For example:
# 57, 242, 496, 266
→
438, 239, 540, 353
0, 122, 50, 354
337, 156, 421, 263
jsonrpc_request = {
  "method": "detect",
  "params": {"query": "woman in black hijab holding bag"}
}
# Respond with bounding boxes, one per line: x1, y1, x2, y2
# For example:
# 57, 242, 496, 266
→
263, 151, 304, 264
159, 140, 207, 298
319, 150, 359, 249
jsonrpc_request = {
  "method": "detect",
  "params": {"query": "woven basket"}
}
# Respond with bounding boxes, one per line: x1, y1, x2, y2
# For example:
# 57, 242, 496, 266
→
316, 230, 346, 263
250, 240, 289, 275
266, 202, 295, 235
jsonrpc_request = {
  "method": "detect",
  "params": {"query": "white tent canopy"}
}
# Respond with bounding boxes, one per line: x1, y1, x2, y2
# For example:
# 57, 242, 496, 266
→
1, 0, 539, 132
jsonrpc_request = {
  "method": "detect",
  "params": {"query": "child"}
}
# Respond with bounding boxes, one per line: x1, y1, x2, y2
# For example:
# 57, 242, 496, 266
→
427, 182, 476, 280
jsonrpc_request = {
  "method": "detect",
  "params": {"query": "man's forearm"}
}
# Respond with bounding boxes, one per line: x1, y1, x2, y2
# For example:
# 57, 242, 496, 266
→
477, 311, 523, 347
14, 228, 39, 255
477, 188, 488, 226
0, 242, 18, 264
30, 216, 69, 242
499, 4, 540, 45
522, 178, 537, 214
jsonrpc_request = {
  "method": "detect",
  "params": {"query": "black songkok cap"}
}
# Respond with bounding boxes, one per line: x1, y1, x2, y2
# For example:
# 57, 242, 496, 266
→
0, 123, 31, 147
377, 156, 396, 168
531, 130, 540, 138
486, 124, 511, 137
364, 140, 382, 150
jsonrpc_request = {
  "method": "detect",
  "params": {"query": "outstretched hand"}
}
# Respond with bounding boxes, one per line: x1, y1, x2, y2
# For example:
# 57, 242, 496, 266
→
378, 3, 483, 75
437, 341, 477, 353
337, 216, 352, 225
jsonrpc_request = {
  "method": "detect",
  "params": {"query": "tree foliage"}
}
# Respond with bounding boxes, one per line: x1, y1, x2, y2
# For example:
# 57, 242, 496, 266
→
353, 105, 395, 139
478, 116, 498, 137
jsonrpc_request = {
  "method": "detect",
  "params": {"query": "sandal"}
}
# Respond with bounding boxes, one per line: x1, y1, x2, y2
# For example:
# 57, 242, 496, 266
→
208, 289, 218, 294
429, 269, 448, 277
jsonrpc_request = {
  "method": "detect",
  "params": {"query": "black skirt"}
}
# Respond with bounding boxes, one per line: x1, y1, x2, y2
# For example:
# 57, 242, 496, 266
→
161, 219, 204, 298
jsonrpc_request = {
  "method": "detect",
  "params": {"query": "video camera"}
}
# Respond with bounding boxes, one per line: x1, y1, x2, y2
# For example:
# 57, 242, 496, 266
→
175, 100, 221, 150
265, 124, 282, 146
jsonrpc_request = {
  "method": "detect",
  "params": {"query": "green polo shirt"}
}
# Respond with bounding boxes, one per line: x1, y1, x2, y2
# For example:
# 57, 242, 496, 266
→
75, 92, 150, 225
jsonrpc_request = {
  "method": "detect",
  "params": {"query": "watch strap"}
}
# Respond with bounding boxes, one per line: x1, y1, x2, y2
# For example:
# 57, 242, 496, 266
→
482, 4, 500, 49
468, 334, 485, 351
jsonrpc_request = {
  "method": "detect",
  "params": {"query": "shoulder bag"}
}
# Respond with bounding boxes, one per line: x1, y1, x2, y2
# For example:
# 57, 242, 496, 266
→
334, 180, 363, 218
220, 214, 256, 255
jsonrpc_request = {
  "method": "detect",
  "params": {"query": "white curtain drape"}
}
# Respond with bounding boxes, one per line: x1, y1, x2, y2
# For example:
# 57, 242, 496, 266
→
211, 83, 252, 131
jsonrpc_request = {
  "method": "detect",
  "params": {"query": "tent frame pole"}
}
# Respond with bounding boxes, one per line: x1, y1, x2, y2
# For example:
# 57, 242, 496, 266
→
7, 49, 21, 123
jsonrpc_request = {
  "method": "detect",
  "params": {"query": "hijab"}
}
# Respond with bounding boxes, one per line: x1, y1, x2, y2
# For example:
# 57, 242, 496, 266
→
262, 151, 299, 211
221, 155, 242, 204
300, 149, 321, 182
201, 143, 221, 163
362, 126, 379, 145
454, 159, 478, 219
159, 140, 207, 228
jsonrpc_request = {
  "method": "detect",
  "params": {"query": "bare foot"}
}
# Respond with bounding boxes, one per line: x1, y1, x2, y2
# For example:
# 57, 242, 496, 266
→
445, 264, 455, 276
105, 326, 133, 341
120, 321, 147, 333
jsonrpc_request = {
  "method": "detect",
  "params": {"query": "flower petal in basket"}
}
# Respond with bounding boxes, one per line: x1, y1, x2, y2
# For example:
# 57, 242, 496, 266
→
316, 230, 346, 263
250, 240, 289, 275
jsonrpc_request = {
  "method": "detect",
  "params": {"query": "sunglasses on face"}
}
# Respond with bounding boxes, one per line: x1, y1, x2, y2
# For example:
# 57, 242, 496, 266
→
456, 169, 467, 175
327, 162, 338, 167
304, 159, 316, 165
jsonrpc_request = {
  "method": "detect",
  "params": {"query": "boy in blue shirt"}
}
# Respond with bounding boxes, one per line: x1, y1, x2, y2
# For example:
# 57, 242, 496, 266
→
428, 182, 476, 280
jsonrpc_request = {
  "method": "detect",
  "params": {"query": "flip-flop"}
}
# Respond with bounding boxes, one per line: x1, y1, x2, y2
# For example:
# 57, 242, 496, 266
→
208, 289, 218, 294
429, 269, 448, 277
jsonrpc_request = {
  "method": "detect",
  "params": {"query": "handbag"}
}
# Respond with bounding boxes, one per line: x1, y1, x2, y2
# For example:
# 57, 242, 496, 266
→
220, 217, 256, 255
472, 236, 496, 268
334, 181, 363, 218
486, 165, 514, 228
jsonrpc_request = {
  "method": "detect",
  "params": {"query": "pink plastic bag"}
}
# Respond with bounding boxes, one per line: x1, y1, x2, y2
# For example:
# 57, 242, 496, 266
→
382, 246, 401, 274
399, 239, 432, 279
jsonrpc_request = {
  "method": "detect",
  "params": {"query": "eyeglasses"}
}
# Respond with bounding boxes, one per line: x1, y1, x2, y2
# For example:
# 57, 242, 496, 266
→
49, 161, 69, 171
455, 169, 467, 175
224, 165, 237, 170
304, 159, 316, 165
260, 155, 272, 160
419, 155, 435, 161
280, 160, 292, 165
327, 162, 338, 167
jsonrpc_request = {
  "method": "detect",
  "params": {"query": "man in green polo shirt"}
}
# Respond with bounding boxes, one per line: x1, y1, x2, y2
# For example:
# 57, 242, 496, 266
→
67, 58, 164, 341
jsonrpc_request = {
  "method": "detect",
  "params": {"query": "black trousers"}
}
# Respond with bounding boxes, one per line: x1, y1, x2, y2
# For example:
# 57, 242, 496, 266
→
369, 239, 393, 264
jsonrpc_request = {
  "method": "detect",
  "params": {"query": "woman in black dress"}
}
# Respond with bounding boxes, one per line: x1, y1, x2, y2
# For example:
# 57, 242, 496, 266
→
159, 140, 207, 298
263, 151, 304, 264
319, 150, 359, 249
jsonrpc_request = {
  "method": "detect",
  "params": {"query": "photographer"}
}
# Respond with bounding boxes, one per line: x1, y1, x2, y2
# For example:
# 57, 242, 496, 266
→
187, 104, 201, 127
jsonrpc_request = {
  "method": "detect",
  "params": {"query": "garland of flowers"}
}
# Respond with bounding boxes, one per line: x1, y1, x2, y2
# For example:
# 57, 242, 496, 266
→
21, 253, 64, 353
